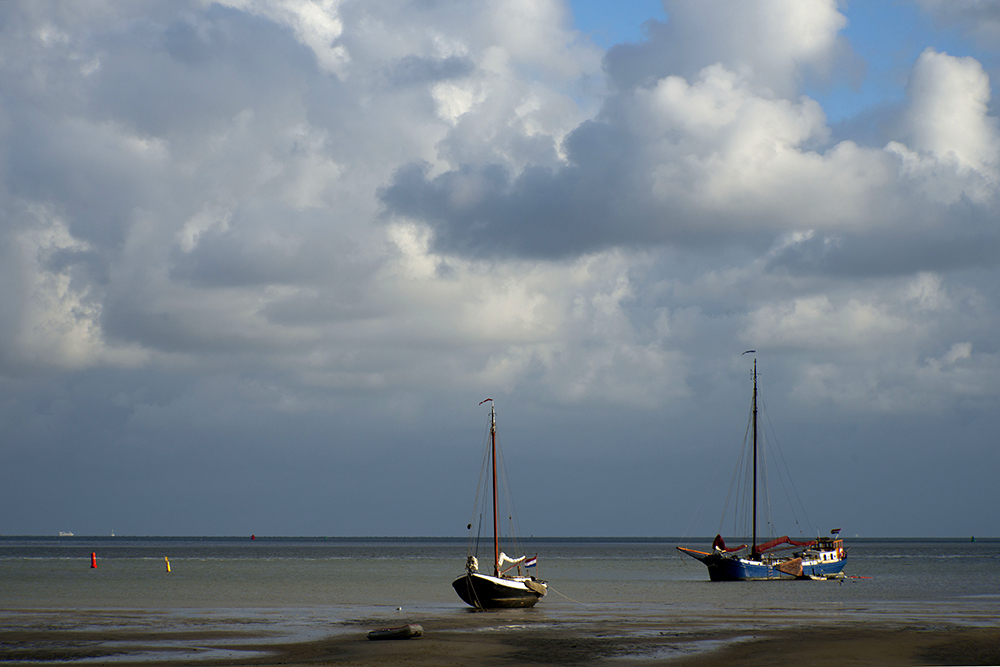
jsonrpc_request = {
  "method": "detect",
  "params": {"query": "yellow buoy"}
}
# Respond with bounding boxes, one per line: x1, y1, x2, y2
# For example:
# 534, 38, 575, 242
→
165, 556, 171, 573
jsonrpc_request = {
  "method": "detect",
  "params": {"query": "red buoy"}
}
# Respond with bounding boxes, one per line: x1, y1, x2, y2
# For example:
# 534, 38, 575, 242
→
91, 552, 97, 568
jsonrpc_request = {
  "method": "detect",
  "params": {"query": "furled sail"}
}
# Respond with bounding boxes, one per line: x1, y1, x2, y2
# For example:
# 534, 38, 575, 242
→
498, 552, 526, 571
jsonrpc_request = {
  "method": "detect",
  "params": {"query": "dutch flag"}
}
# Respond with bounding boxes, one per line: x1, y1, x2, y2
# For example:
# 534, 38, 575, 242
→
525, 556, 537, 568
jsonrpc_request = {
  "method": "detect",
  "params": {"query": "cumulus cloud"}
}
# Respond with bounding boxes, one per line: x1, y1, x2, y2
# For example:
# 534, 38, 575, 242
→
383, 40, 1000, 265
0, 205, 148, 373
378, 223, 686, 406
887, 48, 999, 205
211, 0, 350, 76
604, 0, 849, 97
4, 0, 998, 412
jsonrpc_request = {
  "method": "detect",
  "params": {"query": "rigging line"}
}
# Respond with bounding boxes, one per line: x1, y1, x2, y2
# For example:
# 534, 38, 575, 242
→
759, 422, 771, 539
720, 409, 752, 538
759, 386, 814, 537
745, 407, 755, 538
762, 439, 774, 540
734, 403, 756, 540
740, 427, 753, 540
500, 454, 524, 575
680, 398, 751, 546
468, 424, 492, 553
545, 585, 587, 605
488, 411, 526, 574
496, 430, 511, 539
496, 427, 527, 563
678, 429, 738, 545
467, 573, 485, 610
763, 424, 801, 538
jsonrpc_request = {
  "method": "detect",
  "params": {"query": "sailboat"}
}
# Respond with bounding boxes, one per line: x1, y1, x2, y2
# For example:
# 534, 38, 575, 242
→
452, 399, 547, 608
677, 354, 848, 581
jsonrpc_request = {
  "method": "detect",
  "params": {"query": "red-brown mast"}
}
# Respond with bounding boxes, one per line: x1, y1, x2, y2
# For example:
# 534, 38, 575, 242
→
480, 398, 500, 577
490, 402, 499, 576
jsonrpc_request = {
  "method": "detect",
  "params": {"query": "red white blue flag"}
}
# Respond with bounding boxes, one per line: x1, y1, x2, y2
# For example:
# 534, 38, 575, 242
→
525, 556, 537, 568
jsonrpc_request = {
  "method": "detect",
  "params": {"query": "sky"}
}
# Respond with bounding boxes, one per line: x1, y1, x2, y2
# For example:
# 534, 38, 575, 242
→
1, 0, 999, 539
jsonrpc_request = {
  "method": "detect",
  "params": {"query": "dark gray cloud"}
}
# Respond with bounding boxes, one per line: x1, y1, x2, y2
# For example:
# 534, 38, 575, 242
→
915, 0, 1000, 48
386, 54, 475, 87
380, 117, 665, 258
766, 220, 1000, 279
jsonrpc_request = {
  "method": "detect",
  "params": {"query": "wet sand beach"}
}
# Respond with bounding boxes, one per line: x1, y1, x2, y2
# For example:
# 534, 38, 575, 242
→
2, 609, 999, 666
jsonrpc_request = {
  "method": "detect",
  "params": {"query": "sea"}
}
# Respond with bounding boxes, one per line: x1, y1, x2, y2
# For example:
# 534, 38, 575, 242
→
1, 536, 998, 662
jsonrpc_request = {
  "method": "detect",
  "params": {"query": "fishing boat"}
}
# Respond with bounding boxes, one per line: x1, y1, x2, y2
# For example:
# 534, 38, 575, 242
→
677, 353, 847, 581
452, 399, 547, 608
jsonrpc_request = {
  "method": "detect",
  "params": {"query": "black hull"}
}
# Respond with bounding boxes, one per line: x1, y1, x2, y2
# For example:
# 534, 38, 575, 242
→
452, 573, 544, 609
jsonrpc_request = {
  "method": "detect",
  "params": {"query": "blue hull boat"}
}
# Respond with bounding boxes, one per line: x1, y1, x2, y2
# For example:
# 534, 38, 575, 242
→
678, 354, 847, 581
679, 537, 847, 581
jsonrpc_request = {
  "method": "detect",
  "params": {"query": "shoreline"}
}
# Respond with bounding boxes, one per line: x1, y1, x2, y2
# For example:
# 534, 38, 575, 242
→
2, 609, 998, 666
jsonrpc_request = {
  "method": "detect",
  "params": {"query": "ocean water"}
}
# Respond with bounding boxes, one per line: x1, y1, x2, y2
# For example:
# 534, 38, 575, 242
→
1, 536, 998, 659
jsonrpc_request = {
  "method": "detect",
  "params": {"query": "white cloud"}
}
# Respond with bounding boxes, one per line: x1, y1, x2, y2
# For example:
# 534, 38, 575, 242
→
905, 272, 949, 311
487, 0, 596, 80
1, 206, 147, 373
178, 203, 233, 252
743, 294, 909, 350
791, 340, 999, 414
659, 44, 976, 229
0, 5, 996, 416
886, 48, 999, 204
658, 0, 848, 96
380, 224, 687, 406
432, 80, 488, 125
622, 63, 898, 231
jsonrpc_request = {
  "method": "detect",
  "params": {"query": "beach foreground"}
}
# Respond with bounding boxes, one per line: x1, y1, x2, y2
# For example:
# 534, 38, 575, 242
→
2, 610, 998, 666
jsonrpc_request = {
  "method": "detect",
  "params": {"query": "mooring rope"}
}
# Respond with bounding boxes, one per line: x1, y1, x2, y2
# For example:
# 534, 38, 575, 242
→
545, 584, 587, 605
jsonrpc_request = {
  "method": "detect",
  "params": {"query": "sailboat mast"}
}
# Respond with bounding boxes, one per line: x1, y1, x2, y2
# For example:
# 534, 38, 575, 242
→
491, 403, 500, 577
752, 358, 758, 554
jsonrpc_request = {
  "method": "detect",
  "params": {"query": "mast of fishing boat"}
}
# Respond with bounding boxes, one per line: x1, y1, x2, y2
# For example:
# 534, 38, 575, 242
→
751, 357, 758, 555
